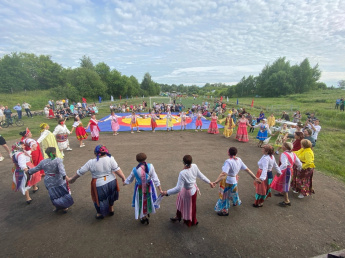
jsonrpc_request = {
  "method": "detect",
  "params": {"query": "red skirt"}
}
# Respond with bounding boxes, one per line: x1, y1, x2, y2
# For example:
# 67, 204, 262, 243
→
254, 169, 267, 195
76, 126, 88, 140
31, 145, 44, 176
151, 119, 157, 129
195, 119, 202, 126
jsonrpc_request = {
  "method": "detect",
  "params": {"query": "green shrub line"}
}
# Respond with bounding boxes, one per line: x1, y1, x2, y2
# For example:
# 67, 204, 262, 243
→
1, 89, 344, 183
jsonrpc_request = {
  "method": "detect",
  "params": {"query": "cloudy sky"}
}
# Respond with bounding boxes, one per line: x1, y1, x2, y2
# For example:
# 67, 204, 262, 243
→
1, 0, 344, 87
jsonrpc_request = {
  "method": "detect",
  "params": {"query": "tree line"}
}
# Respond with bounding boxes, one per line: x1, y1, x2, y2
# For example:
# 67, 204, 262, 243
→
0, 53, 327, 101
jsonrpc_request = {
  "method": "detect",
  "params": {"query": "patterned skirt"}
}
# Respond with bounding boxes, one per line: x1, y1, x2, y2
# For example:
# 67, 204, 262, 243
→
271, 167, 292, 193
214, 179, 241, 212
236, 126, 249, 142
207, 121, 219, 134
291, 167, 315, 196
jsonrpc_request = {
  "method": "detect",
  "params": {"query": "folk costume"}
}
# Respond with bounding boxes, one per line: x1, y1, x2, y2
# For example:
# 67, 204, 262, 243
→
207, 115, 219, 134
253, 154, 280, 206
76, 146, 121, 217
89, 118, 101, 141
124, 163, 161, 220
167, 164, 211, 227
254, 122, 271, 142
180, 112, 188, 130
72, 120, 88, 141
235, 118, 250, 142
11, 142, 35, 195
291, 147, 315, 197
267, 115, 276, 128
195, 113, 204, 130
53, 121, 71, 154
214, 157, 247, 213
274, 127, 289, 147
150, 112, 159, 132
21, 128, 44, 176
166, 112, 174, 130
104, 114, 121, 135
271, 151, 302, 193
37, 124, 63, 159
27, 155, 74, 211
219, 115, 235, 138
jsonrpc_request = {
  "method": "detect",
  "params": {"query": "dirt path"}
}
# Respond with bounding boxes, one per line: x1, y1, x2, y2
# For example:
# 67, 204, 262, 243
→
0, 131, 344, 257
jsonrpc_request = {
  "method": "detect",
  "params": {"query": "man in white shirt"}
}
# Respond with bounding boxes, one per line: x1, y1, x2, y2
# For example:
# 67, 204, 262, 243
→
22, 102, 33, 118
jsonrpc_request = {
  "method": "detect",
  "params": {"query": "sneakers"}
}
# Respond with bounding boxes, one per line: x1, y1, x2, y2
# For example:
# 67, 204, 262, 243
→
80, 145, 85, 148
275, 151, 279, 155
298, 194, 305, 199
66, 147, 72, 151
0, 156, 4, 161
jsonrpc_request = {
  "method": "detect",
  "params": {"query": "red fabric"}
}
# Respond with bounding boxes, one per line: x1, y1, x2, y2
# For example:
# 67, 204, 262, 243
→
254, 169, 267, 196
82, 97, 87, 103
31, 144, 44, 176
292, 139, 301, 152
176, 191, 198, 227
76, 126, 88, 140
251, 99, 254, 107
48, 109, 55, 118
151, 119, 157, 129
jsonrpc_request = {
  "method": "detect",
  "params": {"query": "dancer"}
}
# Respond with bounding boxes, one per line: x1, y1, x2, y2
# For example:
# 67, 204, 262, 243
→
11, 142, 35, 204
104, 111, 121, 135
126, 112, 141, 133
53, 119, 72, 156
165, 111, 176, 131
37, 123, 63, 159
162, 155, 214, 227
253, 145, 280, 207
180, 111, 188, 130
123, 153, 162, 224
195, 111, 205, 131
235, 114, 250, 142
291, 139, 315, 199
27, 147, 74, 213
69, 145, 126, 219
253, 119, 271, 147
85, 114, 104, 141
20, 128, 44, 180
213, 147, 259, 216
70, 115, 88, 147
149, 111, 160, 132
219, 113, 235, 138
271, 142, 302, 206
207, 112, 219, 134
273, 123, 289, 154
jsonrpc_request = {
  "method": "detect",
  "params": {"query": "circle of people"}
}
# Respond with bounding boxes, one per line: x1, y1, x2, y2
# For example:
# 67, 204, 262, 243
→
10, 109, 316, 226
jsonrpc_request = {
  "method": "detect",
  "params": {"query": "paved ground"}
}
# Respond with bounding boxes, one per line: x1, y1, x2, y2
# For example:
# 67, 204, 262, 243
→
0, 130, 344, 258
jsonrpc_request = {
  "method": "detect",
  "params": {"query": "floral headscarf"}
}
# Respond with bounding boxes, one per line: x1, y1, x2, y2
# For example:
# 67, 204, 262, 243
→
94, 145, 111, 161
11, 142, 24, 156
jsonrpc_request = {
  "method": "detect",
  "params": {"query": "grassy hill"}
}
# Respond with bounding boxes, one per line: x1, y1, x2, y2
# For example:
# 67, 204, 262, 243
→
0, 89, 344, 182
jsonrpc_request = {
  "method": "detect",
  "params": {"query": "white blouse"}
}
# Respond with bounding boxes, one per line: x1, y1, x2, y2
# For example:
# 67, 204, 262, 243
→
279, 151, 302, 174
77, 156, 121, 179
167, 164, 210, 196
257, 155, 281, 180
222, 158, 248, 184
53, 124, 70, 135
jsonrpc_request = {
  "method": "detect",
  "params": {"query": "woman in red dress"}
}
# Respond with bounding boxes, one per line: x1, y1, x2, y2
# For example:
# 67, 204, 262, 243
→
235, 114, 250, 142
85, 114, 103, 141
207, 112, 219, 134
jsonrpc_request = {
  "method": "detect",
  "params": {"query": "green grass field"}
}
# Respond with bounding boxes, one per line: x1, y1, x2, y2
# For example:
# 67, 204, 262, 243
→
1, 89, 344, 182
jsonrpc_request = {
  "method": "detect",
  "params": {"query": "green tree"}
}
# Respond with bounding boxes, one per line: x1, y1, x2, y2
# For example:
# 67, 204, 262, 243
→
338, 80, 345, 89
66, 68, 106, 99
79, 55, 94, 70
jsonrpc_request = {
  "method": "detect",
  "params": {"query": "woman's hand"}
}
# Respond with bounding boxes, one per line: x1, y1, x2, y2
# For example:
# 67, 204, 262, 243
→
254, 178, 262, 184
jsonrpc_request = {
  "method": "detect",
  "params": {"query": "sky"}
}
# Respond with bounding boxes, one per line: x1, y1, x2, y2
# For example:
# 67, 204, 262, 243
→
1, 0, 345, 87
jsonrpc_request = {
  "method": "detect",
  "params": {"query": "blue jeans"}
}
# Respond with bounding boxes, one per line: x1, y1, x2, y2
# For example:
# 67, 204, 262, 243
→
17, 110, 22, 119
